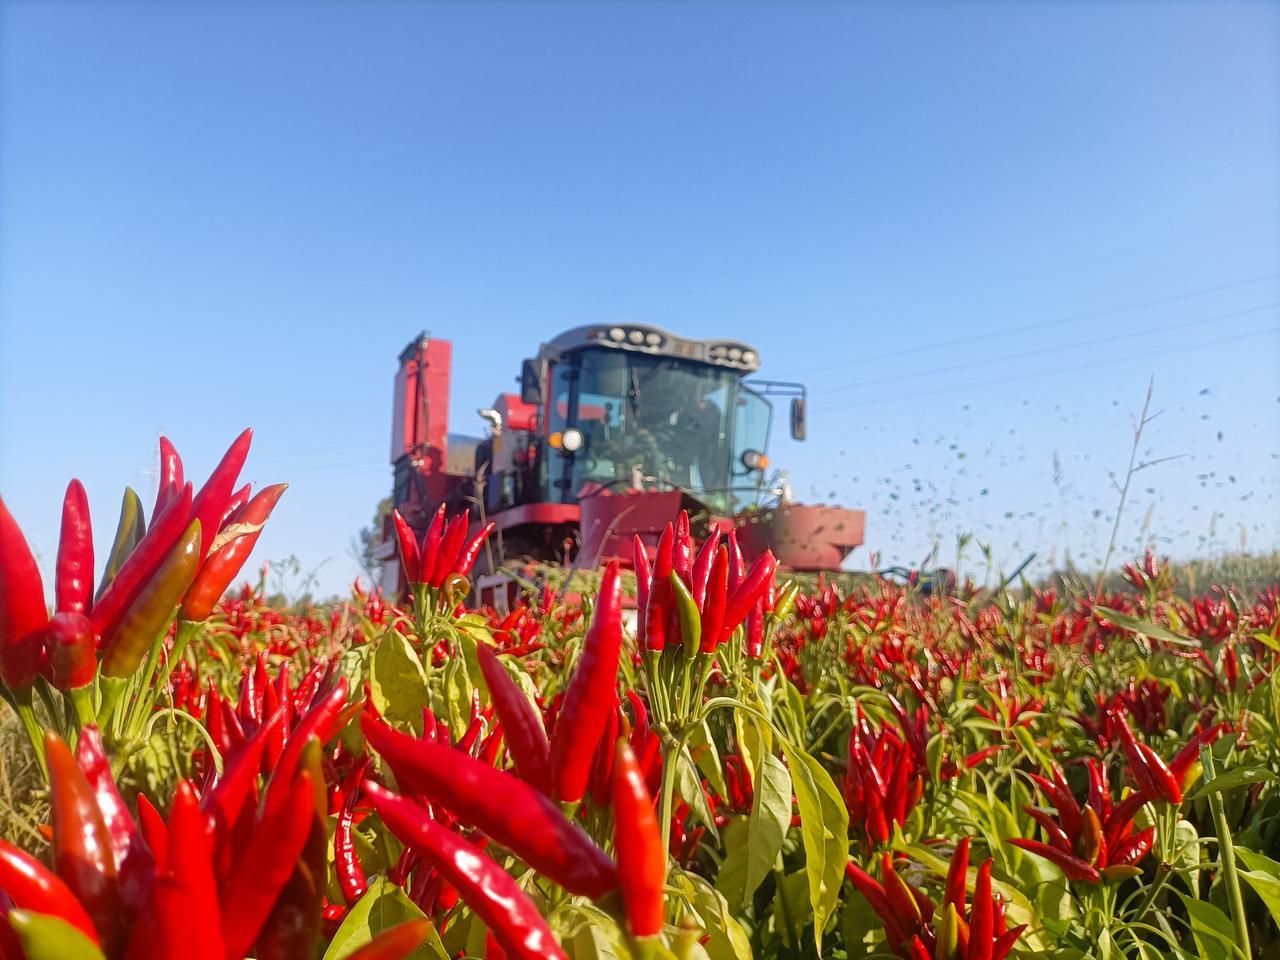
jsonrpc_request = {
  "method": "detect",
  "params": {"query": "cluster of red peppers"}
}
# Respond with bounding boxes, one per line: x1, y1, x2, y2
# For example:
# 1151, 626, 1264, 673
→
1008, 715, 1226, 884
633, 512, 786, 660
391, 505, 495, 612
349, 564, 667, 956
0, 430, 285, 756
846, 840, 1025, 960
0, 668, 430, 960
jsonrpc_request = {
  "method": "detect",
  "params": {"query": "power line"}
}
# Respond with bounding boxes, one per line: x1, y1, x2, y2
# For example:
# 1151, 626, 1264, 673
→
810, 302, 1277, 396
813, 324, 1280, 413
777, 271, 1280, 379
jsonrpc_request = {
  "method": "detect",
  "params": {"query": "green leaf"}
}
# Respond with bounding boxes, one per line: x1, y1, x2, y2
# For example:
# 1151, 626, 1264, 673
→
689, 722, 728, 800
8, 910, 105, 960
1095, 608, 1201, 648
841, 885, 882, 958
1236, 847, 1280, 924
678, 745, 718, 838
713, 817, 751, 909
1186, 764, 1278, 800
744, 752, 792, 907
323, 876, 449, 960
567, 903, 630, 960
674, 870, 753, 960
1177, 893, 1245, 960
781, 736, 848, 956
782, 677, 806, 739
775, 869, 813, 948
369, 633, 431, 733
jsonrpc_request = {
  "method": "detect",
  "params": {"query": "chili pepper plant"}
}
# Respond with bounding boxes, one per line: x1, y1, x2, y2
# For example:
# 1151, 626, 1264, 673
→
1, 439, 1279, 960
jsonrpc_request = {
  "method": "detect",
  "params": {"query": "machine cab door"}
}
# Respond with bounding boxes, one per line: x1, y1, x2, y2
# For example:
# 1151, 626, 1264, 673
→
731, 383, 772, 504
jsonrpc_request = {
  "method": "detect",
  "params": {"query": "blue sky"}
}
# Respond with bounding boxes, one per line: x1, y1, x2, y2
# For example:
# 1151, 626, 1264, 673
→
2, 1, 1277, 598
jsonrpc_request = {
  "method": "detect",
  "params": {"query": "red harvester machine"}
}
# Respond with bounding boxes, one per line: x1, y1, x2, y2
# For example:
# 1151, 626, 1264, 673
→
376, 325, 865, 604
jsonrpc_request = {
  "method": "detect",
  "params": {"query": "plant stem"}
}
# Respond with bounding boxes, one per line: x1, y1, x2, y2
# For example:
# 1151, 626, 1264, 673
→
658, 735, 681, 860
1202, 745, 1251, 957
14, 692, 47, 779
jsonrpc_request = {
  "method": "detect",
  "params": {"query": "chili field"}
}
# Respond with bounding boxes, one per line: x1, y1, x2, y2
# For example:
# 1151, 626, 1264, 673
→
1, 430, 1279, 960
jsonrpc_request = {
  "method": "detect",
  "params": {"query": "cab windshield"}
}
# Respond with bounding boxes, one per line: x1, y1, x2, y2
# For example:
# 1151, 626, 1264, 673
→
546, 348, 770, 512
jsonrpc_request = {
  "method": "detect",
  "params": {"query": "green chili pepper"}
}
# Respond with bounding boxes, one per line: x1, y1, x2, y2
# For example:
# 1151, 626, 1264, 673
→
95, 488, 146, 601
7, 909, 106, 960
669, 570, 701, 660
766, 580, 800, 640
100, 519, 202, 679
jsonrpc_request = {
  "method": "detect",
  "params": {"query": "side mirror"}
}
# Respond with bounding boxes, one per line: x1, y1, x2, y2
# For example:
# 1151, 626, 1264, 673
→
790, 396, 806, 441
520, 359, 545, 405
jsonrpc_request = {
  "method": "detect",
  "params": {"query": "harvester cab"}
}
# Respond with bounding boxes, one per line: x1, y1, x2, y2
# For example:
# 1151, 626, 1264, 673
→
377, 325, 864, 601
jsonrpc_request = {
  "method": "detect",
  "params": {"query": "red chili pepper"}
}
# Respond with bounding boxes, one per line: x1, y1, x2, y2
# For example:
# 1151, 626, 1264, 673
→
203, 707, 286, 855
188, 428, 253, 561
672, 510, 693, 585
363, 714, 617, 898
419, 504, 447, 579
589, 699, 621, 805
55, 479, 94, 617
74, 725, 154, 919
699, 546, 728, 654
726, 528, 745, 589
1168, 723, 1227, 791
1135, 742, 1182, 805
335, 777, 368, 905
431, 515, 469, 588
90, 482, 193, 644
342, 919, 433, 960
1110, 825, 1155, 866
220, 482, 252, 529
46, 611, 97, 691
0, 839, 101, 945
879, 854, 921, 932
0, 496, 49, 691
944, 836, 969, 914
44, 731, 122, 955
153, 436, 185, 519
476, 643, 551, 794
181, 483, 288, 622
456, 522, 497, 576
100, 518, 203, 679
1007, 839, 1101, 883
157, 780, 225, 960
261, 677, 350, 812
392, 510, 422, 584
273, 741, 329, 941
690, 527, 722, 610
844, 861, 910, 949
744, 600, 765, 659
136, 793, 168, 871
967, 859, 994, 960
364, 782, 569, 960
633, 534, 652, 646
645, 525, 673, 652
718, 550, 776, 647
611, 740, 666, 938
219, 769, 318, 959
550, 562, 624, 802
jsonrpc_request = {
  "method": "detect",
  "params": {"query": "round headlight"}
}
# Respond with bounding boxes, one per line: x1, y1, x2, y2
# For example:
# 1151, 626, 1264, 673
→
727, 347, 742, 361
741, 449, 768, 471
628, 329, 644, 344
609, 327, 626, 342
645, 332, 662, 346
741, 350, 756, 365
561, 427, 584, 452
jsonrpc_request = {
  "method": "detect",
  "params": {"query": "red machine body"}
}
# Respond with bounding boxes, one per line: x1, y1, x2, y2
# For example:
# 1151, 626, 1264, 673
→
377, 326, 865, 599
